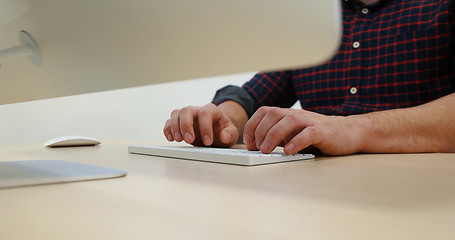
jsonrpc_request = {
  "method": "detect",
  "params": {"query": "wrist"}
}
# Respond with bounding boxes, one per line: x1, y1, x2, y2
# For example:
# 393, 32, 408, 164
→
346, 114, 372, 153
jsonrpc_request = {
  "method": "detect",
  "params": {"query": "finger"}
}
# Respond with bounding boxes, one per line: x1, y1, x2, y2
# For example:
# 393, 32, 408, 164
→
163, 119, 174, 141
197, 103, 219, 146
243, 107, 270, 150
254, 108, 285, 151
259, 115, 299, 154
283, 126, 322, 155
179, 106, 198, 144
170, 109, 183, 142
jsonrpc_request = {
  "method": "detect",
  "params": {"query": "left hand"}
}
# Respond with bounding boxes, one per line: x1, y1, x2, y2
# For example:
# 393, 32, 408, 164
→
242, 107, 364, 155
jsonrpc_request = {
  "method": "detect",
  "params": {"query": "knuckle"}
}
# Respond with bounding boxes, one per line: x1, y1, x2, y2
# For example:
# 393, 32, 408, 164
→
261, 106, 283, 119
179, 107, 191, 114
203, 103, 216, 108
268, 107, 281, 115
170, 109, 180, 117
255, 107, 265, 115
266, 128, 281, 140
198, 106, 210, 115
287, 112, 300, 122
180, 105, 196, 114
164, 119, 171, 128
198, 105, 215, 117
257, 106, 271, 114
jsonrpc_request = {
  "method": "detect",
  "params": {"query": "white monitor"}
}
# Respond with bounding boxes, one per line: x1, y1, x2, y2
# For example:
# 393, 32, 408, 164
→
0, 0, 341, 105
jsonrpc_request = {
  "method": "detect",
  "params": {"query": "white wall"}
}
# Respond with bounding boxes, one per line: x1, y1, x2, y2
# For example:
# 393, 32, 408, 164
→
0, 72, 254, 144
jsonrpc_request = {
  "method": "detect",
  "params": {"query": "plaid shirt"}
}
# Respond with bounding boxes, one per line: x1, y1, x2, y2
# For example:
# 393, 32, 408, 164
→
222, 0, 455, 116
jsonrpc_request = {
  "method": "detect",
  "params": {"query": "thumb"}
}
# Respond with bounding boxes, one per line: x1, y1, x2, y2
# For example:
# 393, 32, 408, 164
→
219, 125, 239, 146
212, 115, 239, 147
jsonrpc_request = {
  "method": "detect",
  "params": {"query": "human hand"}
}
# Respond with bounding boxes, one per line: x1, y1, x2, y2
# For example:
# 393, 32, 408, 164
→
163, 103, 239, 147
243, 107, 364, 155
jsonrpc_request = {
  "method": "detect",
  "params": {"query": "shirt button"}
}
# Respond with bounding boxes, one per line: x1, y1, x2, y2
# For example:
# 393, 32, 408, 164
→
349, 87, 358, 95
352, 41, 360, 49
361, 8, 369, 14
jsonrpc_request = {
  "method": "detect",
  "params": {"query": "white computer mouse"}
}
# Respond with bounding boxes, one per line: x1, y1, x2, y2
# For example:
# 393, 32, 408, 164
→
44, 135, 101, 148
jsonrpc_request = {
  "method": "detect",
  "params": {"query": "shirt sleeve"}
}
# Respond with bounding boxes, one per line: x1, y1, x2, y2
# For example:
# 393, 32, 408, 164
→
241, 71, 298, 109
212, 85, 257, 118
212, 71, 298, 118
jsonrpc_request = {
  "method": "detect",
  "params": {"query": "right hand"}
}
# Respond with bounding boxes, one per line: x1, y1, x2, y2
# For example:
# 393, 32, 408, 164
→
163, 103, 239, 147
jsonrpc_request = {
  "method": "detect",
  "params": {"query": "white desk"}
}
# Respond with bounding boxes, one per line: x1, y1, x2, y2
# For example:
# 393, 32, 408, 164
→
1, 141, 455, 240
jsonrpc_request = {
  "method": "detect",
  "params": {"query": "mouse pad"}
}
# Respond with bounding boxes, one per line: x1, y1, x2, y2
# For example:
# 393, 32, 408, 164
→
0, 160, 126, 189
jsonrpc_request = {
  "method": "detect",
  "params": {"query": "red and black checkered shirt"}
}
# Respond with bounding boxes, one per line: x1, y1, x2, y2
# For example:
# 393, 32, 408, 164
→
233, 0, 455, 116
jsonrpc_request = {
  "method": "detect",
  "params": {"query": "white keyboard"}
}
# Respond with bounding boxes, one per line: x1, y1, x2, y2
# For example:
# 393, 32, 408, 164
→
128, 145, 314, 166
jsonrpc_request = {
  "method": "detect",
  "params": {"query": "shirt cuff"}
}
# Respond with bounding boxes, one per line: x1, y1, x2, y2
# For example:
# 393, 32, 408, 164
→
211, 85, 257, 118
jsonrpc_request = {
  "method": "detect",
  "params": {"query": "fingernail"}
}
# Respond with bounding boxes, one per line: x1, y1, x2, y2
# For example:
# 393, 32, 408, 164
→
184, 132, 193, 142
175, 132, 183, 141
224, 131, 232, 141
203, 135, 211, 146
286, 143, 295, 153
260, 143, 270, 153
166, 134, 173, 141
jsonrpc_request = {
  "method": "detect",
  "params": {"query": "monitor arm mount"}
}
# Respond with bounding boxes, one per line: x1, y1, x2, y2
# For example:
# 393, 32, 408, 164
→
0, 30, 41, 66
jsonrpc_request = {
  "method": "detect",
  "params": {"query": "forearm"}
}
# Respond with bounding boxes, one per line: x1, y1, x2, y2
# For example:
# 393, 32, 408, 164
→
217, 101, 248, 143
352, 93, 455, 153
